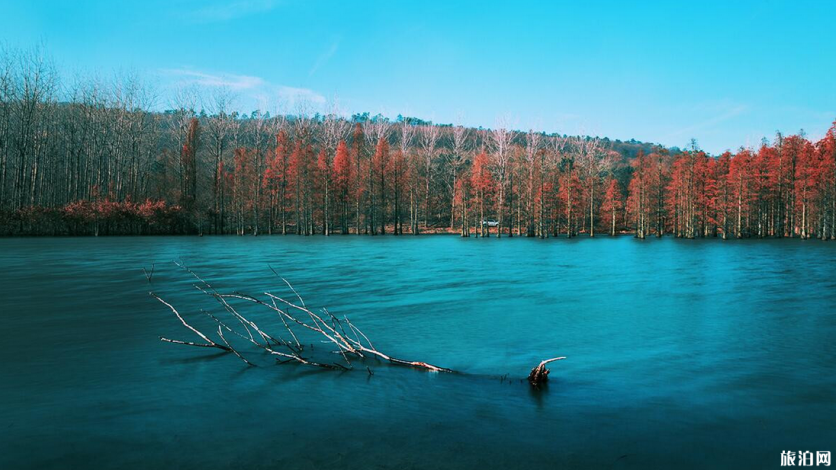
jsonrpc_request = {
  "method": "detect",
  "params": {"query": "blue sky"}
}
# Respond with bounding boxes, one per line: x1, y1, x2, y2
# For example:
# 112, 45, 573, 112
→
2, 0, 834, 154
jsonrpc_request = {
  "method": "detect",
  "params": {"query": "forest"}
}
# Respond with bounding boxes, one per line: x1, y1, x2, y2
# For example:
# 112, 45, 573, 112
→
1, 47, 835, 239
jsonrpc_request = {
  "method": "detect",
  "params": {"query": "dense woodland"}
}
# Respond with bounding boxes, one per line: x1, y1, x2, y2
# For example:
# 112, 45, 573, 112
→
1, 48, 835, 239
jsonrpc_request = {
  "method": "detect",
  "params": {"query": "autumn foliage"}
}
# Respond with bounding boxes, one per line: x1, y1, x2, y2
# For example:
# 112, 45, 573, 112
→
1, 68, 835, 240
2, 44, 835, 239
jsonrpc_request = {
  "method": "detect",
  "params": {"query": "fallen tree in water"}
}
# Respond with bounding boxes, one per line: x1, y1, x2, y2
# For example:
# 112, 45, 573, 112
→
527, 357, 566, 386
150, 262, 564, 385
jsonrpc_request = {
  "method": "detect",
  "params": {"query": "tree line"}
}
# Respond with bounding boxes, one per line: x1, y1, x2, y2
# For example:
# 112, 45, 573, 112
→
1, 47, 834, 239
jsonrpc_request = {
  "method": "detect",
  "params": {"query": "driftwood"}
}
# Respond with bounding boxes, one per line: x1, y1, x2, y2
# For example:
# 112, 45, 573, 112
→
150, 262, 563, 385
527, 357, 566, 387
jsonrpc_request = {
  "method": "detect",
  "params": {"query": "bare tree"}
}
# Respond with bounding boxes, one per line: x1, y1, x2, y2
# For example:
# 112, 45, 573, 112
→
170, 85, 199, 211
545, 134, 568, 237
524, 129, 541, 236
398, 120, 416, 234
576, 136, 612, 237
250, 109, 269, 235
450, 124, 470, 233
418, 123, 440, 231
205, 88, 235, 234
322, 103, 350, 153
490, 118, 514, 237
0, 45, 14, 208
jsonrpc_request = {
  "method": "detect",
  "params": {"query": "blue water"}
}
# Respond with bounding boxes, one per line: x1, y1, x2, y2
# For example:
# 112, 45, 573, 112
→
1, 236, 834, 469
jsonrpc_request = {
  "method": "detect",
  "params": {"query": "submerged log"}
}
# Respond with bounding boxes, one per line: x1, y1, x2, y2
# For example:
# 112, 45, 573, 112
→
527, 357, 566, 387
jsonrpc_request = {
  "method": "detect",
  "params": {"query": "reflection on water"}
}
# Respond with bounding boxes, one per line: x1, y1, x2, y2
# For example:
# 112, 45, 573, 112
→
1, 236, 835, 469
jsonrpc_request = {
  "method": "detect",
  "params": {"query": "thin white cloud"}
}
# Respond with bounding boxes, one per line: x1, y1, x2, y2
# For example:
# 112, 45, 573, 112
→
667, 104, 749, 140
308, 39, 341, 77
160, 69, 265, 90
278, 85, 326, 104
159, 67, 325, 112
194, 0, 279, 22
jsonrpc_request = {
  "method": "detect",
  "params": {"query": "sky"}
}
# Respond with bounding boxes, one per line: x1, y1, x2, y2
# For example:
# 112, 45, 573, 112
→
1, 0, 835, 154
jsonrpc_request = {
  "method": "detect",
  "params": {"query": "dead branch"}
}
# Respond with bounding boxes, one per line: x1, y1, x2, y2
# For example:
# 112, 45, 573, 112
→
143, 263, 155, 283
152, 263, 563, 383
217, 325, 256, 367
152, 292, 228, 351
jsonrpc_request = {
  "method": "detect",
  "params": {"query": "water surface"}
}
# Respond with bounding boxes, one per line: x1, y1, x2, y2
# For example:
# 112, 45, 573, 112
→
1, 236, 834, 469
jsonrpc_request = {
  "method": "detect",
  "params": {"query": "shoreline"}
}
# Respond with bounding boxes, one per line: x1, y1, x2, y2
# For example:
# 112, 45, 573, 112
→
1, 231, 830, 240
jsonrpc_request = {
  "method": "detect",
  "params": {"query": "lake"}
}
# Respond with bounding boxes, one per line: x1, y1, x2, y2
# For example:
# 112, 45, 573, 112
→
1, 235, 834, 469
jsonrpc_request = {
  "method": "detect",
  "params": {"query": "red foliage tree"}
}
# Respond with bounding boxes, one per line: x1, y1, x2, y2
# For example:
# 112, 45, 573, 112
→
727, 149, 753, 238
600, 178, 623, 236
315, 148, 332, 235
471, 151, 495, 237
263, 131, 290, 234
627, 150, 653, 238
